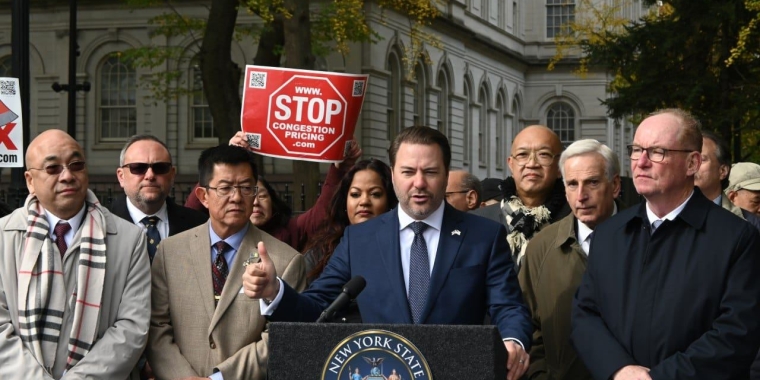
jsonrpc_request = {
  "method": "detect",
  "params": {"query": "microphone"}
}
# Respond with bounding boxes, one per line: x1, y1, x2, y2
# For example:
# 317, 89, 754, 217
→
316, 276, 366, 323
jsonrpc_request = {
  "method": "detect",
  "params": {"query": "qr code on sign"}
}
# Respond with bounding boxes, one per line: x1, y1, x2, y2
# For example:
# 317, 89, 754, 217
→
249, 72, 267, 89
246, 133, 262, 150
352, 80, 365, 97
0, 80, 16, 96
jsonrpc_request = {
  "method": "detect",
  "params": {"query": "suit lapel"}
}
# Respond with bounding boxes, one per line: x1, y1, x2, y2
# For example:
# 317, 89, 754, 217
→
190, 223, 216, 321
420, 206, 464, 323
209, 225, 257, 332
377, 210, 414, 324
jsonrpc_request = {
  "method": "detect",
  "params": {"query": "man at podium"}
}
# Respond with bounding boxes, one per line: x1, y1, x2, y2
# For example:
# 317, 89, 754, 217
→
244, 127, 533, 380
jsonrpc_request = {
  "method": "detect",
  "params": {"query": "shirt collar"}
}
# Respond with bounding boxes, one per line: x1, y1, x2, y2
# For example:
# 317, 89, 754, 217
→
126, 198, 168, 225
397, 201, 445, 232
45, 204, 87, 236
712, 194, 721, 205
209, 222, 250, 252
646, 190, 694, 224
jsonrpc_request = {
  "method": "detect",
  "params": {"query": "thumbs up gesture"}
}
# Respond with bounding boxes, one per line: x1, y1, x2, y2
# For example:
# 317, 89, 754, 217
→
243, 241, 280, 300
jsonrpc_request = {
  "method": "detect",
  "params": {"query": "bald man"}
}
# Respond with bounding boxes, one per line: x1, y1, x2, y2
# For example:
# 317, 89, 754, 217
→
446, 170, 482, 212
472, 126, 570, 268
0, 130, 150, 379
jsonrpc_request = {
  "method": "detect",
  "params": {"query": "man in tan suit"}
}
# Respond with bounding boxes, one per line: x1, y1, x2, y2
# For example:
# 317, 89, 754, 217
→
147, 144, 306, 380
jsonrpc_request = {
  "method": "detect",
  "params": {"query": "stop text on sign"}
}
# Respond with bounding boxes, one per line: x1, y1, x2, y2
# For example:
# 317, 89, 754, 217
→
266, 75, 348, 156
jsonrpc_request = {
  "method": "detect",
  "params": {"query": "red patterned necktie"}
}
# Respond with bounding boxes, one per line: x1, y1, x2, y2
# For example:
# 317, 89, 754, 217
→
53, 222, 71, 258
212, 241, 230, 305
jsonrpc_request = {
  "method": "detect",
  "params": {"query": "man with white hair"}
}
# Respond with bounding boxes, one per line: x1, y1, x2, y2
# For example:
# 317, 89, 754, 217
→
519, 139, 621, 380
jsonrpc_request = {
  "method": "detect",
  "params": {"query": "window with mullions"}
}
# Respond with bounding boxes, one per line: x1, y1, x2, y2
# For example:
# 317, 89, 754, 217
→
547, 102, 575, 147
190, 62, 217, 140
99, 55, 136, 140
436, 70, 451, 138
386, 50, 403, 141
546, 0, 575, 38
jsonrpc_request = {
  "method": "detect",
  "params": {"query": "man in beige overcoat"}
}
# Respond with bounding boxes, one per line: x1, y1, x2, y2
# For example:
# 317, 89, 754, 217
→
146, 144, 306, 380
519, 139, 621, 380
0, 130, 151, 379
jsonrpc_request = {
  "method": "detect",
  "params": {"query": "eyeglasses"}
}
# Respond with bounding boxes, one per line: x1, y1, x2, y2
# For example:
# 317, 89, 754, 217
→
627, 145, 694, 163
121, 162, 173, 175
28, 161, 86, 175
445, 190, 469, 198
510, 150, 556, 167
206, 185, 258, 197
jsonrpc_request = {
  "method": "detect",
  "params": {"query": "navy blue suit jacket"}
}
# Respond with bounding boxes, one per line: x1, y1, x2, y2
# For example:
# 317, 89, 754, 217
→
271, 204, 532, 348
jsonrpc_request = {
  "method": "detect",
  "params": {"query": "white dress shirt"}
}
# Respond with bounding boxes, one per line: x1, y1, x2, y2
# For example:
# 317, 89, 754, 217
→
45, 205, 87, 249
126, 199, 170, 239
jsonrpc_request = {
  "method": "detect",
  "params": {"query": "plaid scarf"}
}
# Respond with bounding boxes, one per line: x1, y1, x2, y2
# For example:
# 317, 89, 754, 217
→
17, 190, 107, 372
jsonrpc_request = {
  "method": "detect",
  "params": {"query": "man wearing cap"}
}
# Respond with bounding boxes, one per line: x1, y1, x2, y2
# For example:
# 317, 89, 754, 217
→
727, 162, 760, 217
479, 178, 504, 207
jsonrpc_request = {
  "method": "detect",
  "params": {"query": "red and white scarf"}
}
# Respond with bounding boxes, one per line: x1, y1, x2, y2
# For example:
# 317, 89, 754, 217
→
17, 190, 106, 373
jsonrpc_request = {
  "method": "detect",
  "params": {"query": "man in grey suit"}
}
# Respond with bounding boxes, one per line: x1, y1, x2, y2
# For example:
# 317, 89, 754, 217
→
0, 129, 150, 379
147, 144, 306, 380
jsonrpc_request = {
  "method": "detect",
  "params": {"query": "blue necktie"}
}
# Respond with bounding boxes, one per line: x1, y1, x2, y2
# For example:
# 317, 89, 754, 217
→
141, 216, 161, 262
408, 221, 429, 324
652, 219, 663, 235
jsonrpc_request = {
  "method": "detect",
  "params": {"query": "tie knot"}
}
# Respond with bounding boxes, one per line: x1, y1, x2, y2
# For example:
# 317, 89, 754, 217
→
410, 221, 428, 235
53, 221, 71, 238
652, 219, 663, 230
214, 241, 230, 256
141, 216, 160, 228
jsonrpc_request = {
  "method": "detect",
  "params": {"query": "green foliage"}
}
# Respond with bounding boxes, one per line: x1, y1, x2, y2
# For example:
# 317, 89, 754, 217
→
553, 0, 760, 161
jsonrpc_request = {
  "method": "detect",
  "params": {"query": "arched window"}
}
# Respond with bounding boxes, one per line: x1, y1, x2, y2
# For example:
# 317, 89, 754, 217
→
386, 50, 403, 141
496, 92, 507, 168
413, 61, 427, 126
0, 56, 12, 77
547, 102, 575, 147
436, 69, 450, 137
190, 59, 216, 140
546, 0, 575, 38
478, 85, 489, 166
98, 55, 136, 140
463, 78, 472, 165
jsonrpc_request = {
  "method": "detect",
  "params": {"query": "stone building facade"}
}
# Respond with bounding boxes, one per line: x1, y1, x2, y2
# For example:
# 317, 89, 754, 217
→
0, 0, 647, 199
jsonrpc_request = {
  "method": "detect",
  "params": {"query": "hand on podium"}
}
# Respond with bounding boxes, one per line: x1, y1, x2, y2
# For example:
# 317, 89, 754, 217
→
505, 340, 529, 380
243, 241, 280, 301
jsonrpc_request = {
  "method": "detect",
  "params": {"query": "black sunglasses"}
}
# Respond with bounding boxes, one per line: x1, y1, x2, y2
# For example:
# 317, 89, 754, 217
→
29, 161, 87, 175
121, 162, 173, 175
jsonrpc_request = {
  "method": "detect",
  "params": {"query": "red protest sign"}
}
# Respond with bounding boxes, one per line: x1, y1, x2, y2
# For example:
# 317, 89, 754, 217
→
241, 66, 368, 163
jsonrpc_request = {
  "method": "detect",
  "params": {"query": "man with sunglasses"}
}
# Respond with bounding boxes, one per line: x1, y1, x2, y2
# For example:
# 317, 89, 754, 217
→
571, 109, 760, 380
471, 125, 570, 269
110, 135, 207, 263
146, 144, 305, 380
0, 129, 150, 379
